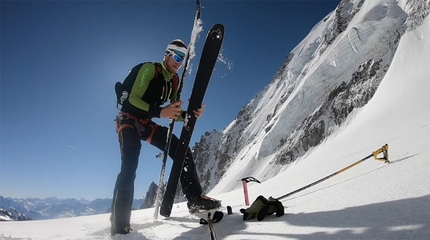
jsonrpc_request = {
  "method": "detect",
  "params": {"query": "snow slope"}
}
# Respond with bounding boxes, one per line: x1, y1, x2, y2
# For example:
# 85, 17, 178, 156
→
1, 1, 429, 240
194, 0, 422, 195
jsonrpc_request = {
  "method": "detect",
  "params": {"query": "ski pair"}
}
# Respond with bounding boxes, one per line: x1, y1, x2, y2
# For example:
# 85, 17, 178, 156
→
154, 0, 225, 218
199, 210, 224, 225
199, 211, 224, 240
152, 0, 202, 220
160, 23, 224, 217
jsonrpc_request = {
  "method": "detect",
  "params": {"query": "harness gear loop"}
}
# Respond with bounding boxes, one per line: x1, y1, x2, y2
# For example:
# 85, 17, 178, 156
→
115, 112, 158, 144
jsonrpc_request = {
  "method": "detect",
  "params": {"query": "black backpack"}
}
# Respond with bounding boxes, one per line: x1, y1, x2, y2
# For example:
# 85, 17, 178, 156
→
115, 62, 164, 109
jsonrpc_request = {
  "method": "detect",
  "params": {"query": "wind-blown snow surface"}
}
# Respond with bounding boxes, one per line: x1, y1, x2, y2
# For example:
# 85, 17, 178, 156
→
2, 5, 429, 240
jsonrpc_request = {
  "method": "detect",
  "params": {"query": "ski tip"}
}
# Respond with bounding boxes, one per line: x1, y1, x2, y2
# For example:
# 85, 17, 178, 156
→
209, 24, 224, 41
199, 218, 208, 225
198, 210, 223, 224
212, 210, 224, 223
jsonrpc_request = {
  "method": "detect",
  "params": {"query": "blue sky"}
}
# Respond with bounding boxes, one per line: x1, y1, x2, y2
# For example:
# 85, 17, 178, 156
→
1, 0, 339, 200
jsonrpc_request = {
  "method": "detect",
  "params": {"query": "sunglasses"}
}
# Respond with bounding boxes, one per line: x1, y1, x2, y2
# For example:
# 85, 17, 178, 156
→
167, 49, 185, 64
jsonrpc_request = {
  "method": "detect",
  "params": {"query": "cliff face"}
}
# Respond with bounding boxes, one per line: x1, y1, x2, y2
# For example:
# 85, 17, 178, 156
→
190, 0, 428, 195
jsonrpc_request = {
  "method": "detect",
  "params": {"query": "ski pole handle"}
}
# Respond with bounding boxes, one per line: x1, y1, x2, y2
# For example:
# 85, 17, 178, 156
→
373, 144, 389, 163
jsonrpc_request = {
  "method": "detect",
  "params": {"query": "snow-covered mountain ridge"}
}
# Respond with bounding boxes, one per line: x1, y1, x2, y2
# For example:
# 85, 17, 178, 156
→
193, 0, 429, 193
0, 196, 143, 220
0, 208, 31, 221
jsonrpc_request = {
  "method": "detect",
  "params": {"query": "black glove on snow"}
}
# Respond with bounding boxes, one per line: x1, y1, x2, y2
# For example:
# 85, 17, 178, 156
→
266, 196, 285, 218
240, 195, 284, 221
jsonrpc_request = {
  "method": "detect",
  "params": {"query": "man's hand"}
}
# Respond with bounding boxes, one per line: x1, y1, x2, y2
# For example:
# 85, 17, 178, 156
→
193, 104, 205, 118
160, 101, 183, 119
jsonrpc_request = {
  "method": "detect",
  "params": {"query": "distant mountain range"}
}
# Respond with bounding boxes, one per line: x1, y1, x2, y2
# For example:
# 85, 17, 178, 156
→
0, 196, 143, 220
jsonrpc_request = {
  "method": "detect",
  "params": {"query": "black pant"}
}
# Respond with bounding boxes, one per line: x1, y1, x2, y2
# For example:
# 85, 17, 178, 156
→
111, 118, 203, 229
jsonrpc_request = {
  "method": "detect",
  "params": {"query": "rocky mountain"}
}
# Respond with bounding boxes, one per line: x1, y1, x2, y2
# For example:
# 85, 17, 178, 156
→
0, 196, 143, 220
191, 0, 429, 194
0, 208, 32, 221
141, 181, 158, 209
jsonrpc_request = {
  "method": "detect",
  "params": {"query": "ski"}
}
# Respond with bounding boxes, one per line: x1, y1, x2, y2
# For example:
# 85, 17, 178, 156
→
153, 0, 202, 219
160, 23, 225, 217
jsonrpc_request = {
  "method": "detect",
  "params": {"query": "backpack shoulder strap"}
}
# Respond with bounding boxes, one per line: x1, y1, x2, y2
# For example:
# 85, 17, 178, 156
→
172, 73, 179, 92
153, 62, 163, 78
170, 74, 180, 103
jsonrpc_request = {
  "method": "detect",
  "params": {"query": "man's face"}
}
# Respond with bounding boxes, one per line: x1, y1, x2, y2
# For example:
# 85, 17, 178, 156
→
165, 54, 182, 73
164, 50, 185, 74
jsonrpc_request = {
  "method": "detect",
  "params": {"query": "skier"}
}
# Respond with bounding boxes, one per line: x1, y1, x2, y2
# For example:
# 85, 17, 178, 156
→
110, 39, 221, 235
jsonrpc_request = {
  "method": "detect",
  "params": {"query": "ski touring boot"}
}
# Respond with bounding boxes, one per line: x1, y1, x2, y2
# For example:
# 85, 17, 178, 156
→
187, 195, 222, 214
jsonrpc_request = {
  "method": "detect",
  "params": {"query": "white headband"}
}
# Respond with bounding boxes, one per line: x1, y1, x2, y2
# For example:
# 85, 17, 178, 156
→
166, 44, 187, 57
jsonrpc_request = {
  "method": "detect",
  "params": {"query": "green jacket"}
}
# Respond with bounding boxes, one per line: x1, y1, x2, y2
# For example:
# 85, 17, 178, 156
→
122, 61, 184, 121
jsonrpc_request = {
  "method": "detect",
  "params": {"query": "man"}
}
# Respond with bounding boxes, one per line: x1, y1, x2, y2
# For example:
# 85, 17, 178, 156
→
111, 39, 221, 235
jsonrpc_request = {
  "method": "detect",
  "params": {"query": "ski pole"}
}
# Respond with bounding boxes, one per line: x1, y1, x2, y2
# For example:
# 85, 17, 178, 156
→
208, 212, 217, 240
241, 177, 261, 206
276, 144, 389, 200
